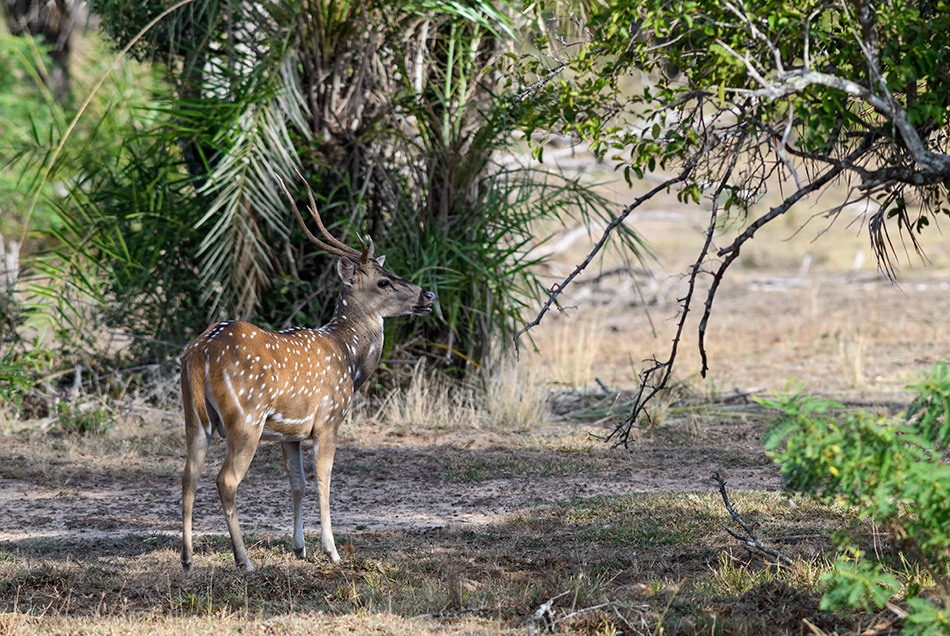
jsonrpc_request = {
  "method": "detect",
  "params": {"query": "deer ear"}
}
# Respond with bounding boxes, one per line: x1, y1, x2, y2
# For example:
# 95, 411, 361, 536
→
374, 255, 386, 268
337, 256, 359, 287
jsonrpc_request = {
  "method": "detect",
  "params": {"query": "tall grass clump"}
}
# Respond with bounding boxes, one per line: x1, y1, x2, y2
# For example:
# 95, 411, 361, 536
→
382, 362, 478, 430
484, 354, 547, 430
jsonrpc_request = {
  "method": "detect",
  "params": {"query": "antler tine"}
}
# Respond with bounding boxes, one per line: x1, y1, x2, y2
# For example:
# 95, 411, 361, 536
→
276, 173, 351, 258
360, 235, 375, 263
292, 167, 361, 258
276, 172, 358, 259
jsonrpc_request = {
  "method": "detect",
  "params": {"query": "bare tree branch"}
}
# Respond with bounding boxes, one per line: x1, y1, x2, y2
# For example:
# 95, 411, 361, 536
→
698, 163, 843, 376
602, 127, 742, 448
515, 0, 950, 443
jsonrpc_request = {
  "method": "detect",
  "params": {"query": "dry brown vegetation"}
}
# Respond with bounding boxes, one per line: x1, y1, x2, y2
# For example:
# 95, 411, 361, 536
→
3, 170, 949, 634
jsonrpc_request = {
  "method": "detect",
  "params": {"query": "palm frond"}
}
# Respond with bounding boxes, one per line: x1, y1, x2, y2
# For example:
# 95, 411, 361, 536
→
404, 0, 517, 39
195, 52, 311, 319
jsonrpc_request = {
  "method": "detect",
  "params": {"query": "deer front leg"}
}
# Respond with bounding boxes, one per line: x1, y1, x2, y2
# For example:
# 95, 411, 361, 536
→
315, 431, 341, 563
216, 424, 262, 571
181, 422, 209, 573
281, 441, 307, 559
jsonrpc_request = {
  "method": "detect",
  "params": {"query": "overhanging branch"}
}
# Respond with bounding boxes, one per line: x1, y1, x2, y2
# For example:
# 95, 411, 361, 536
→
697, 161, 845, 376
514, 163, 695, 348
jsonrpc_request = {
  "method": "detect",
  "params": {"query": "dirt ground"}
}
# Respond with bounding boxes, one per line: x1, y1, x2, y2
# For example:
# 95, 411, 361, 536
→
0, 423, 782, 544
3, 172, 947, 552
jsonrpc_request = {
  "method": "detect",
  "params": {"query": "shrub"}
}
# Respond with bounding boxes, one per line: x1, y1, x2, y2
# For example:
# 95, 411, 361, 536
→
0, 348, 50, 417
760, 366, 950, 635
56, 400, 114, 436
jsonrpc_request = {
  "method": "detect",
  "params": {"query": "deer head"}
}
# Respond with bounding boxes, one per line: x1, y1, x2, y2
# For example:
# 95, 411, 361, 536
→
278, 170, 436, 321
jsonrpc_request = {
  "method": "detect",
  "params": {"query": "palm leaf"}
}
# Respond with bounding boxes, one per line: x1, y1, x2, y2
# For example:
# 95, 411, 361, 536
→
195, 52, 311, 319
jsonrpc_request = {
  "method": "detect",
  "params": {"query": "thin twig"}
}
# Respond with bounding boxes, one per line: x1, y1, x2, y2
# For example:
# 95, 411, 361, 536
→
696, 135, 875, 376
514, 46, 605, 103
553, 601, 615, 626
603, 147, 719, 448
108, 331, 181, 349
763, 532, 893, 542
412, 608, 493, 620
712, 472, 794, 565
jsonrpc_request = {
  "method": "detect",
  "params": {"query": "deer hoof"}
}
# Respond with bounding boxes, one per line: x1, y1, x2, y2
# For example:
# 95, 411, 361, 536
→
293, 546, 307, 559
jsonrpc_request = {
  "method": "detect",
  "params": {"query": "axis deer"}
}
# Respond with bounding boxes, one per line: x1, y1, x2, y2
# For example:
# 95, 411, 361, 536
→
180, 175, 435, 572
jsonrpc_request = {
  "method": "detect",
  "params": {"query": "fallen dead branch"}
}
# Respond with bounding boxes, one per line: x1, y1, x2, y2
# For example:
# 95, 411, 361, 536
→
526, 590, 571, 633
552, 601, 614, 628
412, 608, 493, 620
712, 472, 794, 566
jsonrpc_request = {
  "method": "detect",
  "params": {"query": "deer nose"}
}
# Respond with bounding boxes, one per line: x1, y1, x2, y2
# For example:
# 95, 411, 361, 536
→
423, 290, 436, 302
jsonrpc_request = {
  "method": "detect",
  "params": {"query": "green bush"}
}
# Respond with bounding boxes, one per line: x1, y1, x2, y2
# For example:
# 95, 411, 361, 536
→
6, 0, 645, 379
0, 348, 50, 416
760, 366, 950, 635
56, 400, 114, 436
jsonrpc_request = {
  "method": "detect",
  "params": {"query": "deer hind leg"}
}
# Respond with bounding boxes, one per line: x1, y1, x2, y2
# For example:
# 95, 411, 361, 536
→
281, 441, 307, 559
181, 416, 210, 573
314, 429, 341, 563
216, 420, 262, 571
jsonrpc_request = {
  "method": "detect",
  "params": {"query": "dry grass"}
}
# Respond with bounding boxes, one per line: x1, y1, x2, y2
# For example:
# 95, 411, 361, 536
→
537, 313, 606, 388
373, 355, 547, 434
380, 362, 479, 431
483, 354, 547, 431
0, 391, 874, 635
0, 613, 513, 636
0, 410, 181, 486
6, 171, 950, 635
836, 324, 868, 388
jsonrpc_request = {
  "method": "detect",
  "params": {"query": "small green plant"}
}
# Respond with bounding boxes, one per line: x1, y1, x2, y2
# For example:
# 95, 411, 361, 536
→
0, 348, 49, 416
759, 365, 950, 635
56, 400, 114, 436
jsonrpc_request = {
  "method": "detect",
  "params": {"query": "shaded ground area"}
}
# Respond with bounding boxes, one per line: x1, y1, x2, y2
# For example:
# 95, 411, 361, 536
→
0, 456, 862, 635
0, 417, 782, 543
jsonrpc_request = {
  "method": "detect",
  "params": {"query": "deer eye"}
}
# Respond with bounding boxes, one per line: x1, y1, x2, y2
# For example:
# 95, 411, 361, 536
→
377, 280, 390, 289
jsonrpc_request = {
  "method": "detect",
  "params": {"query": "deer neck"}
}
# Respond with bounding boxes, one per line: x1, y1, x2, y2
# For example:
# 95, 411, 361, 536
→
320, 293, 384, 391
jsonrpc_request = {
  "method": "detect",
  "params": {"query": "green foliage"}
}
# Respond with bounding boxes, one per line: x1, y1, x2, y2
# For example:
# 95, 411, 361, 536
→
55, 400, 114, 436
516, 0, 950, 263
374, 97, 643, 361
0, 348, 50, 415
759, 366, 950, 633
6, 0, 644, 375
31, 140, 206, 364
0, 21, 192, 372
0, 32, 62, 233
819, 550, 901, 612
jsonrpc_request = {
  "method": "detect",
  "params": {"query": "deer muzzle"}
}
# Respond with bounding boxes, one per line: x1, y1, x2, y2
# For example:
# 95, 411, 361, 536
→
412, 290, 436, 315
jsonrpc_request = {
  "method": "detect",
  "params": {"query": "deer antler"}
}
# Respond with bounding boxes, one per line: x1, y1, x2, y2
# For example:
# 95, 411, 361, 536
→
357, 235, 375, 263
276, 170, 360, 260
